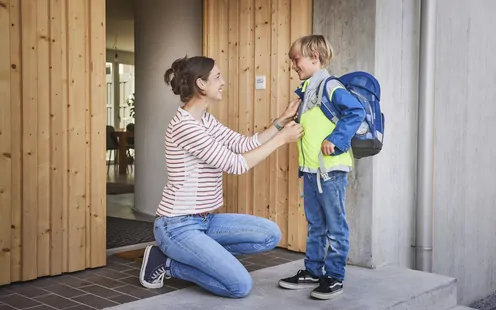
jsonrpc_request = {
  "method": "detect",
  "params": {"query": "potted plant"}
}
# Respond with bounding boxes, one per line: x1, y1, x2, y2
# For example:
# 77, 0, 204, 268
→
126, 93, 135, 118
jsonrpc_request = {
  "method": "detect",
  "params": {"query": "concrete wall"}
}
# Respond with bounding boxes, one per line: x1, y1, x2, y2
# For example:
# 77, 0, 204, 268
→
372, 0, 420, 270
313, 0, 420, 269
432, 0, 496, 305
313, 0, 377, 269
134, 0, 203, 215
314, 0, 496, 305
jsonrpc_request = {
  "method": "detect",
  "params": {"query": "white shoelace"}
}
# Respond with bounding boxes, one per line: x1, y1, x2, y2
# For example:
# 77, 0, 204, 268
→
151, 265, 171, 282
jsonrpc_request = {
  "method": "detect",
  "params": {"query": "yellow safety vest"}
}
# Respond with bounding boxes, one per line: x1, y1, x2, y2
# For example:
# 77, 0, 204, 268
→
297, 79, 354, 178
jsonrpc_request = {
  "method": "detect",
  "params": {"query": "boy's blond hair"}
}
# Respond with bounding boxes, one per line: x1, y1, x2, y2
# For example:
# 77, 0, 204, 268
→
289, 35, 333, 67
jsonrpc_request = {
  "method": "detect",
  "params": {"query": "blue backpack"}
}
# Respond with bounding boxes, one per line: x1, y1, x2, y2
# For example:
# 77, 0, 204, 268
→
317, 71, 384, 159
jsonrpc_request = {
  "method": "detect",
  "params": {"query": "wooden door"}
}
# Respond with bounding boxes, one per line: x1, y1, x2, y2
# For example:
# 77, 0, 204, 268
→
0, 0, 107, 285
203, 0, 313, 252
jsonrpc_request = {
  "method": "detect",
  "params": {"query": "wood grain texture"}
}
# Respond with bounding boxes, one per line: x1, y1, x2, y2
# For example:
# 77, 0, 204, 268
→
0, 0, 106, 285
204, 0, 312, 251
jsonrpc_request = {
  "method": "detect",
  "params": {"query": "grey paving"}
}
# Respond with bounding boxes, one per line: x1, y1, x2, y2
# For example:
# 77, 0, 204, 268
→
105, 259, 458, 310
470, 291, 496, 310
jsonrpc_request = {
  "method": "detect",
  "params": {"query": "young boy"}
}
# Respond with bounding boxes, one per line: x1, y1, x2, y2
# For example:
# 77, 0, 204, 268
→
277, 35, 365, 300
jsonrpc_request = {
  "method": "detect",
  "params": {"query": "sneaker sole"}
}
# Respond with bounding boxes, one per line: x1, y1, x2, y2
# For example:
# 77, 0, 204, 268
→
310, 289, 343, 300
139, 245, 164, 289
278, 281, 319, 290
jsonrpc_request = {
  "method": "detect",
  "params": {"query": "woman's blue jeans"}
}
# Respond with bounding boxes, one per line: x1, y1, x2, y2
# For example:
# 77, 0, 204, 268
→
154, 213, 282, 298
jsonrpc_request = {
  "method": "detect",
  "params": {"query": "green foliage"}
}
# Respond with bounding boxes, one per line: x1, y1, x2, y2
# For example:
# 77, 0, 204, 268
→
126, 93, 135, 118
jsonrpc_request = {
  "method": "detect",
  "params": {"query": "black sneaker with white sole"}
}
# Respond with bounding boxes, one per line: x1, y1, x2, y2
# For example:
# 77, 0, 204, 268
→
139, 245, 171, 289
310, 276, 343, 300
278, 269, 320, 289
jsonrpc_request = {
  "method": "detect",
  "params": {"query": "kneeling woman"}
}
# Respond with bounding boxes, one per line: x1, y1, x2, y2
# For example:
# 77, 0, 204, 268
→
139, 55, 303, 298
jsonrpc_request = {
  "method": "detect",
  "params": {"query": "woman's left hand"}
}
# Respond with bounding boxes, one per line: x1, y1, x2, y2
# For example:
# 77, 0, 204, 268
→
278, 99, 301, 125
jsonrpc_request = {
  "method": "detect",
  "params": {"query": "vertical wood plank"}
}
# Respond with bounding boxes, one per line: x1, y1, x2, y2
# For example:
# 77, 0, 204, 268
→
49, 0, 65, 276
60, 0, 68, 273
218, 0, 229, 213
84, 0, 91, 269
37, 0, 51, 277
227, 0, 239, 214
202, 0, 209, 56
21, 0, 39, 280
287, 1, 300, 251
253, 0, 271, 220
217, 0, 229, 131
237, 0, 255, 215
0, 0, 12, 285
288, 0, 311, 252
9, 0, 22, 282
271, 0, 291, 247
297, 0, 312, 252
89, 0, 106, 268
204, 0, 218, 114
67, 0, 87, 271
268, 0, 278, 229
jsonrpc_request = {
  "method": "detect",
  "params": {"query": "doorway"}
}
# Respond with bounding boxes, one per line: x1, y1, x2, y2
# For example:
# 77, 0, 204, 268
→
104, 0, 155, 253
104, 0, 205, 253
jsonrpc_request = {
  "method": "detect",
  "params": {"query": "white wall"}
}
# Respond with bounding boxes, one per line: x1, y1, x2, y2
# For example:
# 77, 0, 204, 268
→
432, 0, 496, 305
134, 0, 203, 215
315, 0, 496, 305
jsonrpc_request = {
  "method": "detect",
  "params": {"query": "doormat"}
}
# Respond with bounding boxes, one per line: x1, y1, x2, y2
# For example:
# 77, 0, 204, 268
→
107, 182, 134, 195
107, 216, 155, 249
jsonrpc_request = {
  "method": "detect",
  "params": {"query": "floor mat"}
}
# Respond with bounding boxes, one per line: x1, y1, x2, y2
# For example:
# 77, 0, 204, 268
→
107, 182, 134, 195
107, 216, 155, 249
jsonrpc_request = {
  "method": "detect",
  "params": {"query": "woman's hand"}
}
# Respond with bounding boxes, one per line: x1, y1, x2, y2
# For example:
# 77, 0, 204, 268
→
242, 121, 303, 170
277, 99, 301, 125
277, 121, 304, 143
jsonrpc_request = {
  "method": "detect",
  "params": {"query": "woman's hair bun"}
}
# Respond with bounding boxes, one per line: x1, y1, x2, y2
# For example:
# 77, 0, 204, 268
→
164, 56, 188, 96
163, 55, 215, 103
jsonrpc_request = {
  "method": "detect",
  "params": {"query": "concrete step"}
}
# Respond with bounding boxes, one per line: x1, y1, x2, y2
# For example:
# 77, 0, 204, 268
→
105, 259, 457, 310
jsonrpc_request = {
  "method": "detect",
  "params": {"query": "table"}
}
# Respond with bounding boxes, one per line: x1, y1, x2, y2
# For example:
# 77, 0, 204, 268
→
113, 130, 134, 175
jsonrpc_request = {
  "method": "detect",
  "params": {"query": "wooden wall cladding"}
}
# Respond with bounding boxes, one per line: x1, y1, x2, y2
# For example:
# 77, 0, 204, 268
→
0, 0, 107, 285
203, 0, 313, 252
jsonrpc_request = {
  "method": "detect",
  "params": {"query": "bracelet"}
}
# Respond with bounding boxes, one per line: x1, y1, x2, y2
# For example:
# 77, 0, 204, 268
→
273, 119, 284, 131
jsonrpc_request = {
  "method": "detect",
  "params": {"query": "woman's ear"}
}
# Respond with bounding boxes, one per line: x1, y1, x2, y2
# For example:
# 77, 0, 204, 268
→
196, 78, 206, 90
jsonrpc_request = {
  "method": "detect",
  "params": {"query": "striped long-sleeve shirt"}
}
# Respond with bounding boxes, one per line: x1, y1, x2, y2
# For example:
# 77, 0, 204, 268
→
157, 107, 261, 217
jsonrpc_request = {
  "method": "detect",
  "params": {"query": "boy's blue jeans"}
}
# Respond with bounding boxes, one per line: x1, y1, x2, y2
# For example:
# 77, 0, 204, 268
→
302, 171, 349, 282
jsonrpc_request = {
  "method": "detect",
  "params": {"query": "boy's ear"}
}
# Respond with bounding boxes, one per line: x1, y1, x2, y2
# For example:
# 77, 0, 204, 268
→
312, 51, 320, 63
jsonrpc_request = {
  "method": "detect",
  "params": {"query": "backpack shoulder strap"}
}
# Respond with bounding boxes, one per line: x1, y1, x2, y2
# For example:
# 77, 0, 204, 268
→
317, 77, 340, 124
315, 77, 331, 107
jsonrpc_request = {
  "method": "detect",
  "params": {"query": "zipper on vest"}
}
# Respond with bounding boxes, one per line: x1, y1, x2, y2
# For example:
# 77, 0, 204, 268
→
300, 138, 306, 168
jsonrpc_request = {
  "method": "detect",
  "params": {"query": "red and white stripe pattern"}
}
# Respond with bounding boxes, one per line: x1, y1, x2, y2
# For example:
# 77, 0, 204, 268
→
157, 108, 260, 217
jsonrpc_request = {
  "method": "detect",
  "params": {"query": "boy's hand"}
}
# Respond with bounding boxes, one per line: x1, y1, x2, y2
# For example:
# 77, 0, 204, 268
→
321, 140, 335, 155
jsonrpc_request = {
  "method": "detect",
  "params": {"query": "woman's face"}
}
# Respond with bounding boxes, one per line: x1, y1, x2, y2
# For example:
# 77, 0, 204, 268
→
199, 64, 225, 102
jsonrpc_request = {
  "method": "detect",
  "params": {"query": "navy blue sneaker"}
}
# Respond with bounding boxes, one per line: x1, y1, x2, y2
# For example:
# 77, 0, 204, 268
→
139, 245, 171, 289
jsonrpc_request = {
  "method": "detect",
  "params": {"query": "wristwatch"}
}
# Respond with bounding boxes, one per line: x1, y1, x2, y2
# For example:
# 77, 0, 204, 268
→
273, 119, 284, 131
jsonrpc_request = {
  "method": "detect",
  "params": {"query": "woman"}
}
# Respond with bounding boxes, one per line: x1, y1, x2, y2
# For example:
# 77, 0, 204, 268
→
139, 55, 303, 298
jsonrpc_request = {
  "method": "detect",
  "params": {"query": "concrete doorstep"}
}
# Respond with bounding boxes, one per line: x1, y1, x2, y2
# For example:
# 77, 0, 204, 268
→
105, 259, 460, 310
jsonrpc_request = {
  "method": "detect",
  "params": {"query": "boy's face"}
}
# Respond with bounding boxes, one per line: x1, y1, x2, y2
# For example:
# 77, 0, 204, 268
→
290, 50, 321, 80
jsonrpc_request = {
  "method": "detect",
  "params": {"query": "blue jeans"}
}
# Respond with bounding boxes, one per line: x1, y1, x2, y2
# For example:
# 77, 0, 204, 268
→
153, 213, 281, 298
303, 171, 349, 281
